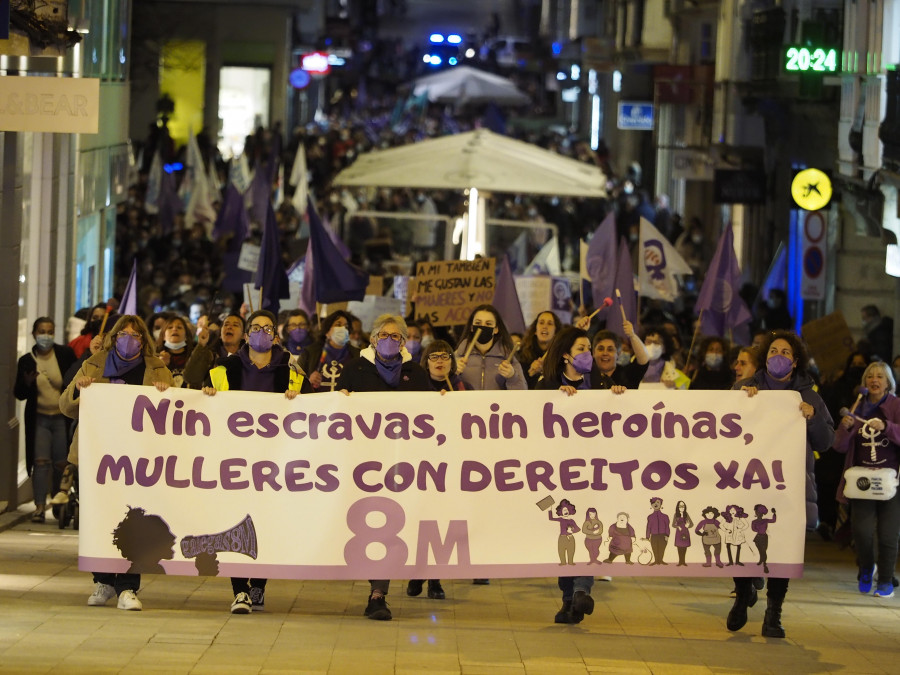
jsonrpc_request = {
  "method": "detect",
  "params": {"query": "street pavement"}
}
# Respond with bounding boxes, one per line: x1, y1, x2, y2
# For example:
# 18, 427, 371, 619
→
0, 506, 898, 674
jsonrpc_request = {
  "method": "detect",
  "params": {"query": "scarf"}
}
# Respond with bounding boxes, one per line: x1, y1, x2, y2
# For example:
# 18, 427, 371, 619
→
374, 355, 403, 387
763, 372, 790, 390
103, 350, 143, 384
644, 359, 665, 383
323, 342, 349, 364
860, 394, 888, 418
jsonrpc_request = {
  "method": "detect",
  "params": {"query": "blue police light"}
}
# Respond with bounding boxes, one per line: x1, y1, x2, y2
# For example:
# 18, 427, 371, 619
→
422, 54, 431, 64
447, 34, 462, 44
163, 162, 183, 174
552, 42, 562, 56
449, 57, 458, 66
289, 67, 312, 89
556, 71, 567, 81
429, 33, 444, 44
430, 55, 442, 66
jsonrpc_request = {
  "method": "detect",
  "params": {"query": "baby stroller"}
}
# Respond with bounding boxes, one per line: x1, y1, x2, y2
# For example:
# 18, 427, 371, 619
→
50, 464, 78, 530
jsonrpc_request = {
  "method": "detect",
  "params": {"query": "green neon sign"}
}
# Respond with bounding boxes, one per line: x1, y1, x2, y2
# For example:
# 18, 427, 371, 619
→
784, 46, 839, 73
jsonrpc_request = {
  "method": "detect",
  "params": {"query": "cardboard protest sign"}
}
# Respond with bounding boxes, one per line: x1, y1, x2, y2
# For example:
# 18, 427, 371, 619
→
413, 258, 495, 326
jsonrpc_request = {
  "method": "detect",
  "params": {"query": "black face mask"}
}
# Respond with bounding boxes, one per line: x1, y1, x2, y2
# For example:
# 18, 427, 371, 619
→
475, 327, 495, 345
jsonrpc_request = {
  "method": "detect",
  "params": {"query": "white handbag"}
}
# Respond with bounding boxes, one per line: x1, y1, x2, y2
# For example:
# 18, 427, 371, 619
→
843, 466, 899, 500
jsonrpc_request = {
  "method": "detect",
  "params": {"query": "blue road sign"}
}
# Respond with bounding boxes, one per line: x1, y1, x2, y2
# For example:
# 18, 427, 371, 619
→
617, 102, 654, 130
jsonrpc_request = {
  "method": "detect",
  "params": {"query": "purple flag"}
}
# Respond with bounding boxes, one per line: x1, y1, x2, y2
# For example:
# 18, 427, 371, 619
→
299, 245, 316, 316
157, 168, 182, 235
493, 255, 525, 334
254, 204, 291, 314
307, 202, 369, 304
586, 213, 617, 314
695, 223, 752, 341
213, 183, 250, 242
120, 259, 138, 316
607, 238, 637, 339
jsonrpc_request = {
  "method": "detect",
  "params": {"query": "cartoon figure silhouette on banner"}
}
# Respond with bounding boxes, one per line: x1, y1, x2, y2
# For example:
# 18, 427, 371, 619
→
646, 497, 670, 565
547, 498, 580, 565
721, 504, 750, 566
581, 507, 604, 564
672, 500, 694, 566
752, 504, 777, 574
112, 506, 176, 574
695, 506, 724, 568
604, 512, 637, 564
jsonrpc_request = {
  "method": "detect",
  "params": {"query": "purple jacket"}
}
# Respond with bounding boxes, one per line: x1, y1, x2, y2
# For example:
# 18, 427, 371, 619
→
832, 393, 900, 504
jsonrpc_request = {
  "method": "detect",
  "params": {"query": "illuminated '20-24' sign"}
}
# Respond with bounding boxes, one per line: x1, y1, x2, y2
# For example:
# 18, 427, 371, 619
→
784, 46, 839, 73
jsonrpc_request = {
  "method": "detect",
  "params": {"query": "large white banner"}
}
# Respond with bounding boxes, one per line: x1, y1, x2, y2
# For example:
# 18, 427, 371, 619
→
78, 387, 807, 579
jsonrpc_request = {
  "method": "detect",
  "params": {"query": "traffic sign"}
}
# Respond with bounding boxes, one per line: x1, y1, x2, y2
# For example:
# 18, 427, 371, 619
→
617, 102, 654, 130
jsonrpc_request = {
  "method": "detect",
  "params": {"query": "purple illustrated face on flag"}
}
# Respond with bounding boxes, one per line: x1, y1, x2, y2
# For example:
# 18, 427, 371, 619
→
643, 239, 667, 281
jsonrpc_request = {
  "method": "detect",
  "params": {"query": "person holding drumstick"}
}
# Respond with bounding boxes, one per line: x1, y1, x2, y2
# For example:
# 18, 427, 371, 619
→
454, 304, 526, 392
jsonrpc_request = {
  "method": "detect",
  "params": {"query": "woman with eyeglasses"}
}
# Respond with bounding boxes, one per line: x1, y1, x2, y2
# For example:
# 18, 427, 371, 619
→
454, 304, 526, 392
59, 315, 174, 612
402, 338, 473, 603
336, 314, 431, 621
202, 309, 310, 616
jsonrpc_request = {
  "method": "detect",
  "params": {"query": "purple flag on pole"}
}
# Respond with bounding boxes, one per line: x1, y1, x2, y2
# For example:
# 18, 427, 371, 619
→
586, 213, 617, 314
695, 223, 752, 341
254, 204, 291, 314
299, 245, 316, 316
307, 202, 369, 304
120, 259, 138, 316
213, 182, 250, 242
493, 255, 526, 334
607, 238, 637, 339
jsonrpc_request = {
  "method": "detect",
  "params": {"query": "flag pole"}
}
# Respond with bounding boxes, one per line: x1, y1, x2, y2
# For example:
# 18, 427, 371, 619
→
259, 285, 263, 313
685, 309, 704, 376
245, 283, 254, 313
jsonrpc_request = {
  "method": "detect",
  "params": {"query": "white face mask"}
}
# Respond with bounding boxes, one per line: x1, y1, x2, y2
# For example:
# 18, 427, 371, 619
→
420, 334, 434, 350
616, 352, 632, 366
646, 344, 663, 361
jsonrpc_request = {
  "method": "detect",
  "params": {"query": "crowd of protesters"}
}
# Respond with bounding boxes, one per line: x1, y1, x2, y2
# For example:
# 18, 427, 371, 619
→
14, 88, 900, 634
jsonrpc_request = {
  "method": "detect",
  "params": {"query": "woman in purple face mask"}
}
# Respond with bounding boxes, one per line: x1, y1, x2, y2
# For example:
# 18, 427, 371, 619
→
335, 314, 431, 622
59, 315, 174, 613
725, 330, 834, 639
280, 309, 312, 357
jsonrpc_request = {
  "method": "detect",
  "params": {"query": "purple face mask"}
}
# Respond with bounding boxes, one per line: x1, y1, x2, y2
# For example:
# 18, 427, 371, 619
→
571, 351, 594, 375
116, 334, 142, 360
405, 338, 421, 358
248, 330, 274, 353
376, 337, 401, 359
289, 327, 308, 344
766, 354, 794, 379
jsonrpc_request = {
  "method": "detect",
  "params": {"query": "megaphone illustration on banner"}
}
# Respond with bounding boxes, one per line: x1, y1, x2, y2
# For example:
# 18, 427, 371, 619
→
180, 514, 258, 560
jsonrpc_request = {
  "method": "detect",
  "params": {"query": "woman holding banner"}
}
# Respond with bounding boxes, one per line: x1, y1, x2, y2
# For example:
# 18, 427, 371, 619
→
833, 361, 900, 599
59, 315, 174, 612
536, 325, 628, 624
589, 324, 649, 389
202, 309, 310, 615
519, 311, 563, 389
299, 310, 359, 392
726, 331, 833, 638
454, 305, 526, 392
155, 315, 195, 388
337, 313, 431, 621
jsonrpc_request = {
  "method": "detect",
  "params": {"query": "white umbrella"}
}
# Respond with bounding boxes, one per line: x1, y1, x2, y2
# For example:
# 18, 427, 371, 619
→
333, 129, 607, 260
411, 66, 531, 107
333, 129, 607, 197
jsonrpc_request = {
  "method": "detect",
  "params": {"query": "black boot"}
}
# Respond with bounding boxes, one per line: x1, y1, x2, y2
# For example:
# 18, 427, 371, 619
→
406, 579, 424, 597
427, 580, 445, 599
762, 597, 785, 638
726, 583, 758, 631
572, 590, 594, 616
554, 599, 584, 624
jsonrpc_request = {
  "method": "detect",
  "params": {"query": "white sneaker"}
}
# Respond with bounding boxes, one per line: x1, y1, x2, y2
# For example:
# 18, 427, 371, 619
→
87, 582, 116, 606
230, 592, 252, 614
117, 589, 142, 611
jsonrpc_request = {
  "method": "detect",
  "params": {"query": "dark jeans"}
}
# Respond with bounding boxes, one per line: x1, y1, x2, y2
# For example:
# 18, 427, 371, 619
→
93, 572, 139, 595
850, 493, 900, 584
231, 577, 267, 596
557, 575, 594, 600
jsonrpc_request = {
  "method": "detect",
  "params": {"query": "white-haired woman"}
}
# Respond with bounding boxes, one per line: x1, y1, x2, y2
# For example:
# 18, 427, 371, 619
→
337, 314, 431, 621
833, 361, 900, 599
